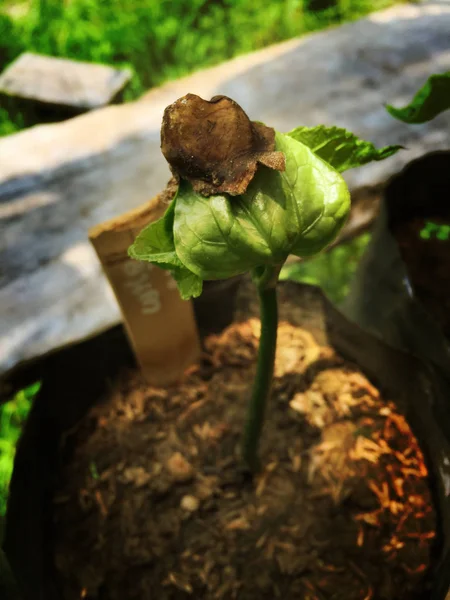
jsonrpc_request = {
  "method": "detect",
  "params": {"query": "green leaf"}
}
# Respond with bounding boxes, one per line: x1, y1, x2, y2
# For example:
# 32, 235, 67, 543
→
386, 72, 450, 124
128, 195, 203, 300
172, 132, 351, 280
286, 125, 401, 172
171, 267, 203, 300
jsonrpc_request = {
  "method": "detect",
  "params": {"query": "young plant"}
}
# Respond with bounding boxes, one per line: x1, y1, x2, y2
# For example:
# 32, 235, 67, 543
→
129, 94, 400, 471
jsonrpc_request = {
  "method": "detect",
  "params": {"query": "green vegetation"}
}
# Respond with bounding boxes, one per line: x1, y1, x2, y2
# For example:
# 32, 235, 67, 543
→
419, 222, 450, 241
0, 383, 39, 518
386, 71, 450, 124
0, 0, 396, 136
280, 232, 372, 304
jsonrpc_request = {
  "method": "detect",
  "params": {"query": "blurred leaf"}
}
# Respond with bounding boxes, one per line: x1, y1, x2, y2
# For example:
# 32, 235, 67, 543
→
0, 383, 39, 516
386, 72, 450, 124
280, 232, 371, 304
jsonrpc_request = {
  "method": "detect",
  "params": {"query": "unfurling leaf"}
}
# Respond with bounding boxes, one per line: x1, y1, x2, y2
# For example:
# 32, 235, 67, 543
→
386, 72, 450, 124
286, 125, 402, 172
161, 94, 285, 196
171, 132, 350, 281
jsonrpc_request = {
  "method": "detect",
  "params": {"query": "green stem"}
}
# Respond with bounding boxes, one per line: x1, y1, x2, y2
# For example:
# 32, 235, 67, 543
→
242, 282, 278, 472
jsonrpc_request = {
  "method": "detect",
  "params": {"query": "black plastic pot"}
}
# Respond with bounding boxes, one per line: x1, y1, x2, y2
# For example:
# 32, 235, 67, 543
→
193, 276, 243, 336
2, 279, 450, 599
344, 151, 450, 382
342, 151, 450, 598
0, 547, 21, 600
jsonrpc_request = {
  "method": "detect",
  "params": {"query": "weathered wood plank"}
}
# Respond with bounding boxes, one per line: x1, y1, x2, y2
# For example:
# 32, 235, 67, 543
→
1, 1, 450, 390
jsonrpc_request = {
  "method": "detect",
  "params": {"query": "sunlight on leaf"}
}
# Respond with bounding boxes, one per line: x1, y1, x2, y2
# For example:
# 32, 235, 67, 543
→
286, 125, 402, 172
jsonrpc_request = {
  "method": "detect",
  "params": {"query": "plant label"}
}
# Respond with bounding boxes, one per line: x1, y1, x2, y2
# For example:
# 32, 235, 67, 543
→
89, 193, 201, 386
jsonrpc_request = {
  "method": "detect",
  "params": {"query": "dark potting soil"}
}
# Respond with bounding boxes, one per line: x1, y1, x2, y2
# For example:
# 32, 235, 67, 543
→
394, 217, 450, 339
52, 284, 436, 600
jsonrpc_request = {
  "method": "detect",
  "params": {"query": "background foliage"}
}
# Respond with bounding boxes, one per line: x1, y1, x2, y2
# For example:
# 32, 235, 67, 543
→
0, 383, 38, 521
280, 232, 371, 304
1, 0, 395, 136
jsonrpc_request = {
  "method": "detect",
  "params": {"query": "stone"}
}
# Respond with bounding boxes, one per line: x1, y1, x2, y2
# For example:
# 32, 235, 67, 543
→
0, 52, 132, 112
1, 1, 450, 390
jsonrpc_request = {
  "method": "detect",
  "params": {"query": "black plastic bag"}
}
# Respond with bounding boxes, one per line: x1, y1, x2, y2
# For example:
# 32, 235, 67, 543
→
344, 151, 450, 382
343, 151, 450, 598
2, 280, 450, 599
0, 547, 22, 600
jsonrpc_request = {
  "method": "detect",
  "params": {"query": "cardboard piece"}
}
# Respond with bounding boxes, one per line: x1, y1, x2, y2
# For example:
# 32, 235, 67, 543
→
89, 188, 200, 386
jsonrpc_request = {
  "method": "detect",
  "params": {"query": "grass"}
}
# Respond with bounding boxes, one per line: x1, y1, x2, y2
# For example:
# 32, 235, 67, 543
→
0, 382, 39, 520
0, 0, 396, 136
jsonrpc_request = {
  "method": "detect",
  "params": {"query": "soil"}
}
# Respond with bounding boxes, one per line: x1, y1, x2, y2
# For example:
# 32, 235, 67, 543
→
52, 283, 436, 600
394, 216, 450, 339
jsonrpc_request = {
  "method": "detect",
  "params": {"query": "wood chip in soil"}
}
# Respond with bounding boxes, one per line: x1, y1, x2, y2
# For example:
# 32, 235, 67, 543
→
52, 286, 436, 600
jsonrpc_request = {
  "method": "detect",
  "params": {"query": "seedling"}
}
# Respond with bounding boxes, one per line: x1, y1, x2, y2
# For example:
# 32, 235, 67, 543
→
129, 94, 400, 471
